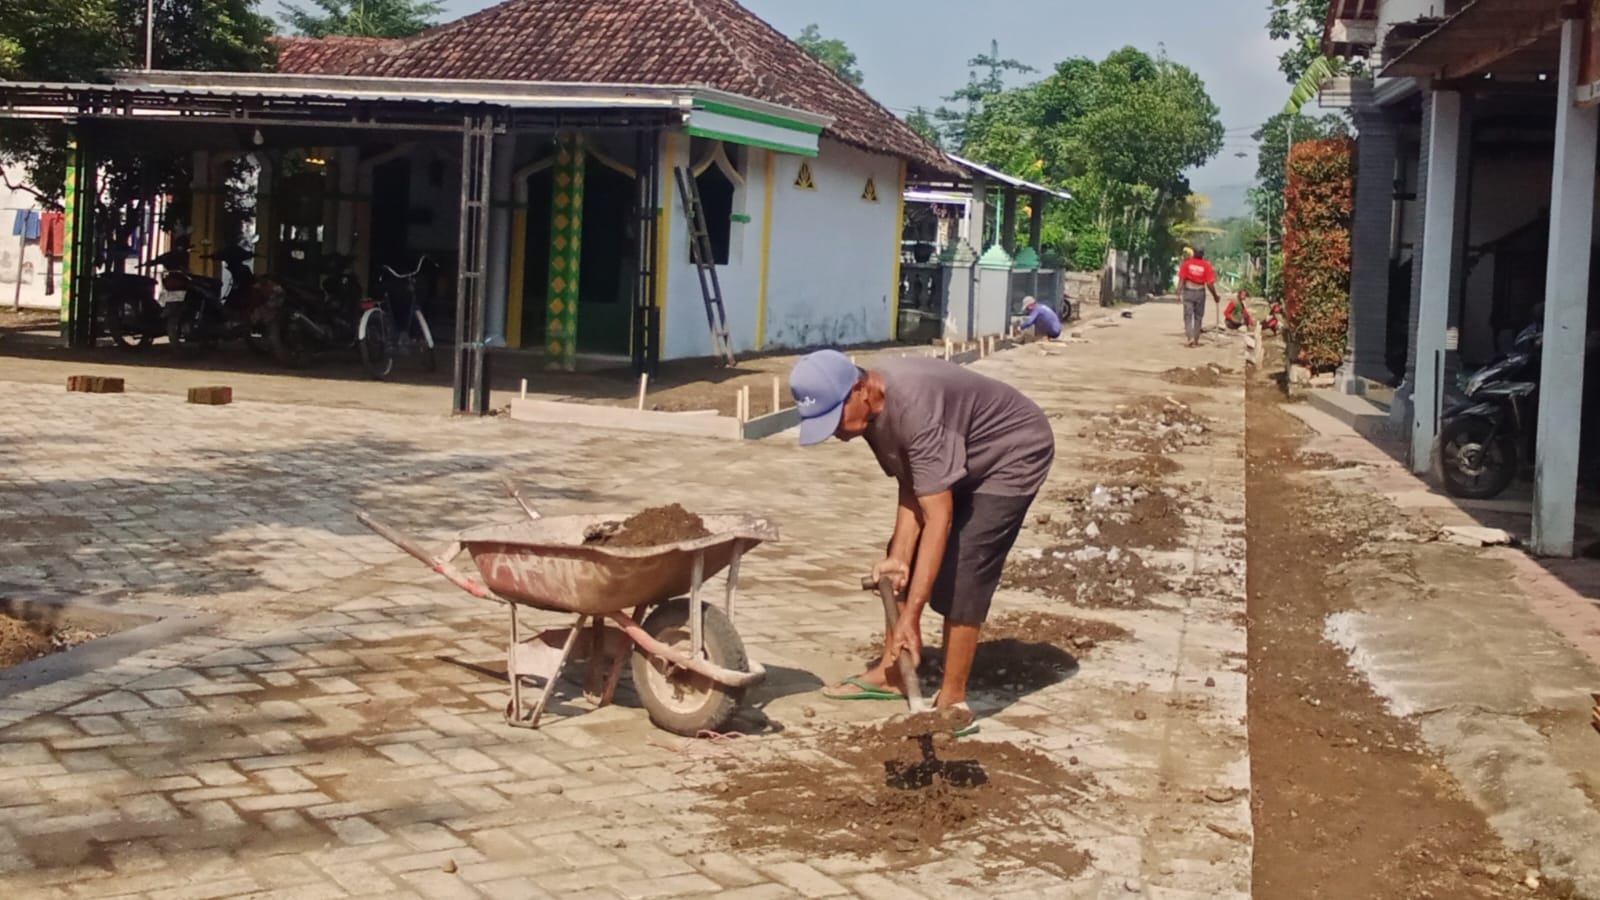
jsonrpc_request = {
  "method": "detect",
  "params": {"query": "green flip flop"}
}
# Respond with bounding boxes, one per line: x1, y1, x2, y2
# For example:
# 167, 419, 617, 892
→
821, 676, 905, 702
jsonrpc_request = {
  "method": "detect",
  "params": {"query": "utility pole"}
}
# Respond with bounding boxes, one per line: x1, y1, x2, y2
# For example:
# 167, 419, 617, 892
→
144, 0, 155, 70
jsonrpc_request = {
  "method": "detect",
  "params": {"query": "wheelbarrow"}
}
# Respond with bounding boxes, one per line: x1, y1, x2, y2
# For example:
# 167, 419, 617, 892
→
356, 486, 778, 736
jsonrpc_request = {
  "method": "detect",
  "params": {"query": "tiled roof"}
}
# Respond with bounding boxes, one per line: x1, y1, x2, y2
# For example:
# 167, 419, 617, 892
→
272, 0, 951, 174
272, 36, 402, 76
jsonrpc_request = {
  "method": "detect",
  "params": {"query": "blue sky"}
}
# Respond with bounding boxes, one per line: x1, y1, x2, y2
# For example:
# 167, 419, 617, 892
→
359, 0, 1295, 214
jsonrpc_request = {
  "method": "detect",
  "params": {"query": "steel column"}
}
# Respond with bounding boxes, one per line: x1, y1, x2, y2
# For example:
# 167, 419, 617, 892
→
453, 112, 495, 415
1533, 17, 1598, 558
632, 129, 661, 377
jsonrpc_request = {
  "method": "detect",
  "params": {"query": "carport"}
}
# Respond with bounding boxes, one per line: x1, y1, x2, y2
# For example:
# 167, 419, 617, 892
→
0, 71, 688, 414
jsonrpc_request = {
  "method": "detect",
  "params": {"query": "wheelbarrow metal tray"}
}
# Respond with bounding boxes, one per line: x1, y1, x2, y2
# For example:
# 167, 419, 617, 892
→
460, 514, 778, 615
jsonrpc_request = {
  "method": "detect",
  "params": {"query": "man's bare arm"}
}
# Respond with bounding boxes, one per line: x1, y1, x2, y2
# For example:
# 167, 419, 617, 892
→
905, 491, 954, 610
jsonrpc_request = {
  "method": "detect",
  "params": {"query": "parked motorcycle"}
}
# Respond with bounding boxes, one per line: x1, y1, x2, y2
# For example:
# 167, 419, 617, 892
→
161, 245, 271, 357
1438, 324, 1543, 500
265, 252, 368, 369
97, 265, 162, 350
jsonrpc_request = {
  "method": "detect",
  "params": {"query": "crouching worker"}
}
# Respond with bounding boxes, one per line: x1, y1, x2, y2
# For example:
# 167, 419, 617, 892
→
1015, 296, 1063, 342
1224, 290, 1255, 331
789, 349, 1056, 719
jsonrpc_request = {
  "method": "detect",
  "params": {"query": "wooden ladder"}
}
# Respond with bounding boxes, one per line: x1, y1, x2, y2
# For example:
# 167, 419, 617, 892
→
673, 166, 736, 366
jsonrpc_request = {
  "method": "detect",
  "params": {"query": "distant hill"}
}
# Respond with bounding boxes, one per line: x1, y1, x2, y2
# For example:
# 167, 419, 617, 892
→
1196, 183, 1253, 220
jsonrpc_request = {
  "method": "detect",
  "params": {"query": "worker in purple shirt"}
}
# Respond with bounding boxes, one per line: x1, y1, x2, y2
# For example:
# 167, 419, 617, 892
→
1016, 296, 1062, 340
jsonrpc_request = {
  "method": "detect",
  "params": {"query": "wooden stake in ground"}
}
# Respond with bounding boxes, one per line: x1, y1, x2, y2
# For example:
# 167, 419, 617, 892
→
636, 372, 649, 411
520, 378, 528, 400
771, 375, 781, 415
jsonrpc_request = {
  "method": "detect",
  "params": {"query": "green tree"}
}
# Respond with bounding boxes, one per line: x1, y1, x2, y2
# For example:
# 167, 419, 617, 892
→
934, 40, 1035, 151
904, 106, 942, 150
957, 47, 1224, 280
284, 0, 442, 39
1248, 111, 1349, 231
0, 0, 274, 203
794, 23, 864, 87
1268, 0, 1329, 83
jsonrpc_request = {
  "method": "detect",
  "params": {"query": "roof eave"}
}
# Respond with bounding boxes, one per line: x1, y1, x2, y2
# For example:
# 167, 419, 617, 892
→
947, 153, 1072, 201
111, 69, 702, 110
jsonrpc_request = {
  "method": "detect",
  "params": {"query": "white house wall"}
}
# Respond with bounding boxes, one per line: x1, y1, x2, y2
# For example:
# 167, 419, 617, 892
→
660, 137, 902, 358
660, 134, 769, 359
0, 163, 55, 311
761, 140, 901, 351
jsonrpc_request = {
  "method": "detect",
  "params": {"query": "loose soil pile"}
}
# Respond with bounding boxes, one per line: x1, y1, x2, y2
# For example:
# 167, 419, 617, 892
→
702, 719, 1095, 876
1089, 454, 1182, 479
1046, 481, 1192, 552
1160, 363, 1231, 387
1080, 395, 1211, 455
1004, 542, 1172, 609
583, 504, 710, 548
0, 615, 54, 668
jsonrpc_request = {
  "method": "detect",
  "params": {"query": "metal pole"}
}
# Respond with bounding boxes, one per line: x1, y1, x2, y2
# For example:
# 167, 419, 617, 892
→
144, 0, 155, 70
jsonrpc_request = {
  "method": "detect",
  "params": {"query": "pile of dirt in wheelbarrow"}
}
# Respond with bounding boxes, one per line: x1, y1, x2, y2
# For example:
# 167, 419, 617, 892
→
702, 719, 1094, 876
583, 504, 711, 548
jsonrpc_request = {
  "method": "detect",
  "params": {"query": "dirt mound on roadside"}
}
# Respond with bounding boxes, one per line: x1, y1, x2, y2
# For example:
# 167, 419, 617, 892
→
1080, 396, 1211, 455
1090, 455, 1182, 479
0, 615, 54, 668
1004, 542, 1173, 610
583, 504, 710, 547
1161, 364, 1231, 387
1046, 481, 1192, 552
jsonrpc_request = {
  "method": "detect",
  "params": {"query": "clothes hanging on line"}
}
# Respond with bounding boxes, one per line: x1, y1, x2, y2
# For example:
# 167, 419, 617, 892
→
39, 211, 65, 259
11, 209, 40, 240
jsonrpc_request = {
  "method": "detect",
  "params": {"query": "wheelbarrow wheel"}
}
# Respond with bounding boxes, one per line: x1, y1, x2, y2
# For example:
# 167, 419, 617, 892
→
632, 598, 747, 737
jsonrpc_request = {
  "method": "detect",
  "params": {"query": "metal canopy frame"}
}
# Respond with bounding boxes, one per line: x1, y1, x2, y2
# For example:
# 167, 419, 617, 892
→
0, 79, 682, 414
1383, 0, 1566, 80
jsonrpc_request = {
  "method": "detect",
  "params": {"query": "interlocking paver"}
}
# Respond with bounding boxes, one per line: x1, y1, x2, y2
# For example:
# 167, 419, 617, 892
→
0, 311, 1251, 897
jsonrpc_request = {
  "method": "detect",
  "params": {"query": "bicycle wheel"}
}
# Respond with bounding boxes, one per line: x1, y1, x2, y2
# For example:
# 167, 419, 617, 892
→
412, 309, 437, 373
360, 308, 393, 380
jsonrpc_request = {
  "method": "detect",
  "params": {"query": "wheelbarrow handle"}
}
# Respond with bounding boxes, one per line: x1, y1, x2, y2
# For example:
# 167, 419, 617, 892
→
501, 477, 541, 521
356, 510, 496, 602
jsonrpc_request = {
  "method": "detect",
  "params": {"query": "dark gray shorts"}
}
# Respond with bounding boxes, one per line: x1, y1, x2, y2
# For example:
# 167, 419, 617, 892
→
911, 491, 1037, 625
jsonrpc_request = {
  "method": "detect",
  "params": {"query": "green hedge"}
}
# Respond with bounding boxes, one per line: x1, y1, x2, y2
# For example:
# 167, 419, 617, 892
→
1283, 138, 1354, 371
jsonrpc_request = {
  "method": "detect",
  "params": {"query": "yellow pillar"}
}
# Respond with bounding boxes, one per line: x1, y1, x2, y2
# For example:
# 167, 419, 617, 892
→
756, 149, 776, 349
506, 204, 528, 349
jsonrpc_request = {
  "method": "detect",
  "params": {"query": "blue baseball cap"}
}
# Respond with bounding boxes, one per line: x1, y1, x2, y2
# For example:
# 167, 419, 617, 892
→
790, 349, 860, 446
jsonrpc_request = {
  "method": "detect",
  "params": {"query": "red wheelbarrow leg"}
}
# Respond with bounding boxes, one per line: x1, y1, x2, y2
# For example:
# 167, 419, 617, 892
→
507, 609, 586, 729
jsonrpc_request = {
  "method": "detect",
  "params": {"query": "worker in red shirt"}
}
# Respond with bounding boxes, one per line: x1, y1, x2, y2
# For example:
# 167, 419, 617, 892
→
1177, 247, 1222, 347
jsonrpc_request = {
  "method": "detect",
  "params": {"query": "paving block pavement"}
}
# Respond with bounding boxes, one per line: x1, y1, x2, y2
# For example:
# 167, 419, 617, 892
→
0, 307, 1252, 897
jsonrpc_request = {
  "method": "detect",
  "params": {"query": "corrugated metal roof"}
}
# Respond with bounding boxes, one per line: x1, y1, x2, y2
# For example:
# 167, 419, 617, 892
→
948, 154, 1073, 201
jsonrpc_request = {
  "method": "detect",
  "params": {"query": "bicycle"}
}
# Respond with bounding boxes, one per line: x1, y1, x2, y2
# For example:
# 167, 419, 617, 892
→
359, 256, 438, 380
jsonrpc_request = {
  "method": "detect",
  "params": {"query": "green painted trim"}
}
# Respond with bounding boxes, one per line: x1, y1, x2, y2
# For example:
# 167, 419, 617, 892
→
977, 244, 1014, 270
685, 126, 818, 158
695, 99, 825, 135
730, 214, 753, 224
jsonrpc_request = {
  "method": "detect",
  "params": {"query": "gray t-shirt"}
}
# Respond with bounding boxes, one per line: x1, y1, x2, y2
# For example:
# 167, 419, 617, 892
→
863, 357, 1055, 497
